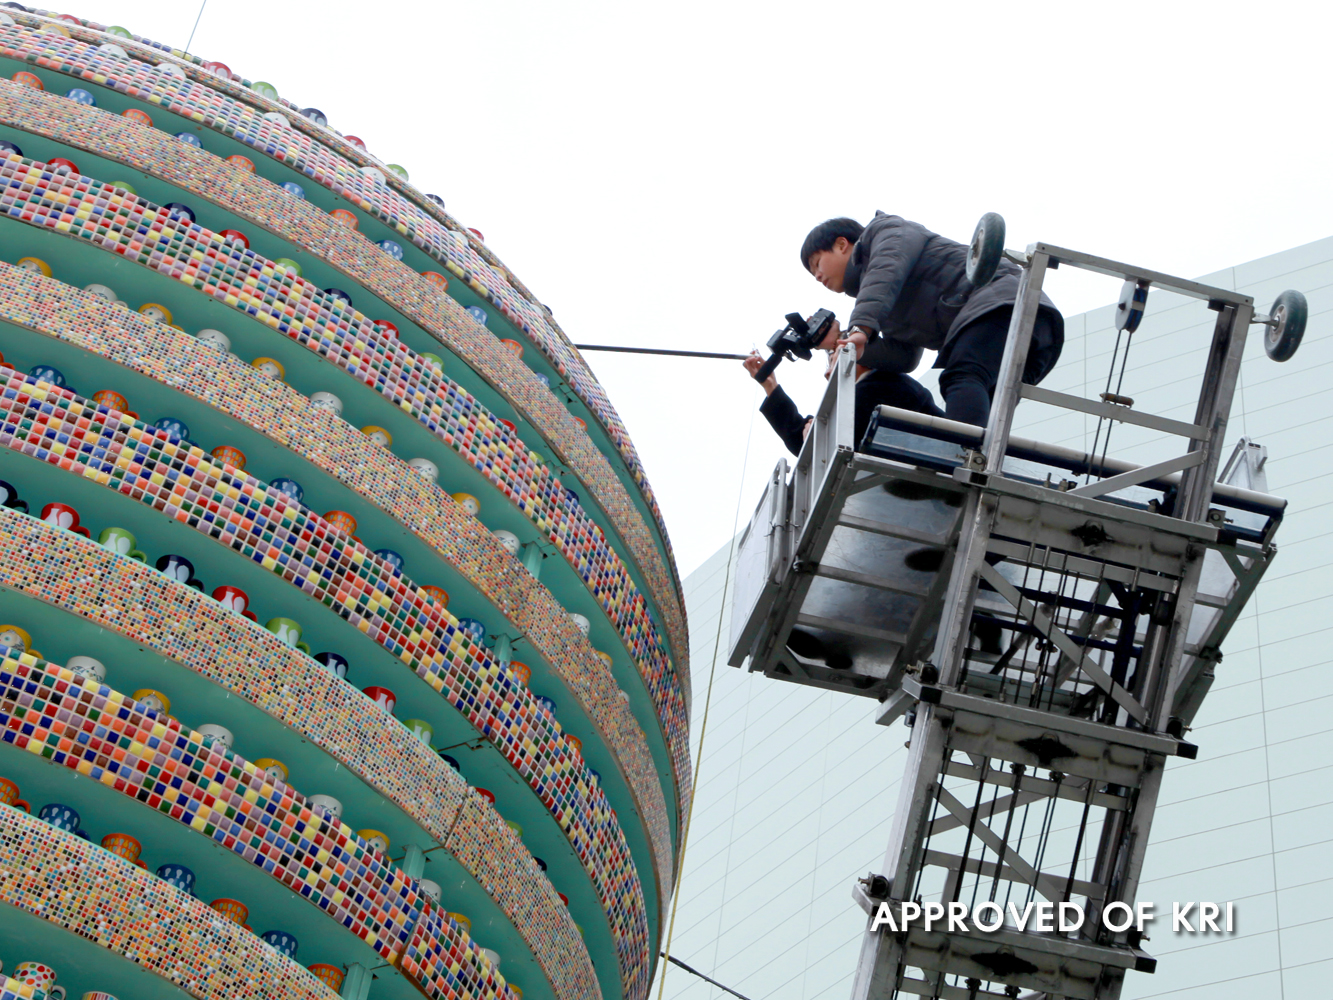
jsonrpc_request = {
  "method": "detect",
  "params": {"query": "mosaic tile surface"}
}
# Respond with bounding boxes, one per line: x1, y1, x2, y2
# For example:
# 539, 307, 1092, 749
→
0, 807, 336, 999
0, 371, 650, 997
0, 21, 690, 689
0, 145, 692, 840
0, 261, 674, 912
0, 655, 426, 956
0, 105, 693, 772
405, 902, 519, 1000
0, 510, 594, 1000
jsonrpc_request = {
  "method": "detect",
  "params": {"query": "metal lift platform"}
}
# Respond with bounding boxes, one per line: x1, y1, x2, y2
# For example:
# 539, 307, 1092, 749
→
727, 229, 1302, 1000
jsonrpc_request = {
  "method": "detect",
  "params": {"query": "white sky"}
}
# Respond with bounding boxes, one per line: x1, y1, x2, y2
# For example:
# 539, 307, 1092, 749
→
78, 0, 1333, 576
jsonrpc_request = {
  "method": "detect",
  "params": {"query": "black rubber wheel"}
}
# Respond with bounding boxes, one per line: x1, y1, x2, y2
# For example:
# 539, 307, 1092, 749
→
966, 212, 1006, 287
1265, 289, 1308, 362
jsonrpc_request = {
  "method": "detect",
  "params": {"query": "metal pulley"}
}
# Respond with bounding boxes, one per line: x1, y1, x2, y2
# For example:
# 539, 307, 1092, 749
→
1115, 278, 1149, 332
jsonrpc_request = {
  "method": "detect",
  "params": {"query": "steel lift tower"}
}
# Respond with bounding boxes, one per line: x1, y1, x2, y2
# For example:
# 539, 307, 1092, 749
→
727, 217, 1305, 1000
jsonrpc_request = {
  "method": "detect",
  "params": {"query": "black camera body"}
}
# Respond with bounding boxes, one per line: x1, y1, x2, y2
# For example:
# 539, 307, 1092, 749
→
754, 308, 837, 382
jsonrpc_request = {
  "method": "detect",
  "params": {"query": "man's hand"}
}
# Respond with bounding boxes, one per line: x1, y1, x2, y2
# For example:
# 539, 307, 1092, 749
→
744, 350, 778, 395
838, 327, 869, 360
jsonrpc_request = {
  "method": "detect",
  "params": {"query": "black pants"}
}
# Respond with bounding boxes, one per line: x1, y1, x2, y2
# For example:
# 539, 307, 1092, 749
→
936, 307, 1059, 427
758, 370, 942, 458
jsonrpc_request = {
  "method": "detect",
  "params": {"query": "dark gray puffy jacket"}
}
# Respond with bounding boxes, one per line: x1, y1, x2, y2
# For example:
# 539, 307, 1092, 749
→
845, 211, 1063, 380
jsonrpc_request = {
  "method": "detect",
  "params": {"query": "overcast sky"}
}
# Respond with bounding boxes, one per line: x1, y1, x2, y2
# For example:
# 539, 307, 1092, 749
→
83, 0, 1332, 576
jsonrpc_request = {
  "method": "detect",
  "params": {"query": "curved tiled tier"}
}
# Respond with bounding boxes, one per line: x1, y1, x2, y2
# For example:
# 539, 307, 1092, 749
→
0, 509, 595, 1000
0, 371, 650, 1000
0, 131, 692, 837
0, 18, 690, 694
0, 808, 336, 999
0, 655, 528, 1000
0, 261, 674, 909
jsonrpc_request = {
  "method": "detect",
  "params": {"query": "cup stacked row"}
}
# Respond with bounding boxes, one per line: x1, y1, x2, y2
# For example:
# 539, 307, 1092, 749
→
0, 509, 596, 1000
0, 369, 650, 1000
0, 14, 686, 650
0, 260, 673, 913
0, 141, 691, 831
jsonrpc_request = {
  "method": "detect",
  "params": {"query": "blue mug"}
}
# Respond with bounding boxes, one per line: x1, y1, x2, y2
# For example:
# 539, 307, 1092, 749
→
38, 802, 80, 832
157, 863, 196, 894
314, 651, 349, 679
457, 618, 486, 643
323, 287, 352, 305
29, 364, 66, 387
298, 107, 326, 126
438, 752, 460, 771
534, 695, 558, 714
66, 87, 96, 106
156, 554, 195, 585
164, 202, 195, 223
376, 239, 404, 260
175, 132, 202, 147
261, 929, 299, 958
533, 856, 547, 872
270, 477, 304, 504
466, 305, 488, 326
374, 548, 405, 574
281, 181, 306, 199
153, 417, 190, 442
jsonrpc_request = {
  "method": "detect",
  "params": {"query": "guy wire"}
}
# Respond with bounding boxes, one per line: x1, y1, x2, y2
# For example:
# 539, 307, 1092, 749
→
655, 388, 760, 1000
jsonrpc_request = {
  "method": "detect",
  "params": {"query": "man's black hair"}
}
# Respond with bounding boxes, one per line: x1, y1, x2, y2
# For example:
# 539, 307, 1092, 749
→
800, 217, 864, 271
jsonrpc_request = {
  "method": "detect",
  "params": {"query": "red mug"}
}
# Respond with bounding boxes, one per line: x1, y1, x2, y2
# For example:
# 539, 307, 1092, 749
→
213, 585, 251, 616
476, 787, 496, 804
40, 501, 81, 530
362, 686, 396, 711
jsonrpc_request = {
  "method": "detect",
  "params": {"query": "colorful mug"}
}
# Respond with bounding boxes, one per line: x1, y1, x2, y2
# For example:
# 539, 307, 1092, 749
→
307, 965, 344, 991
98, 527, 146, 562
10, 963, 60, 993
402, 718, 433, 744
407, 457, 438, 481
422, 585, 449, 609
212, 585, 251, 616
314, 651, 349, 680
210, 897, 249, 924
0, 624, 30, 652
38, 802, 80, 832
210, 445, 246, 470
359, 829, 389, 853
40, 501, 82, 531
450, 492, 480, 516
307, 794, 342, 820
155, 554, 196, 586
156, 863, 196, 894
253, 758, 288, 783
0, 776, 29, 812
101, 832, 141, 861
310, 391, 343, 416
265, 617, 304, 649
507, 661, 531, 685
493, 530, 520, 556
269, 477, 304, 504
322, 510, 357, 535
197, 724, 233, 750
133, 688, 171, 714
261, 930, 298, 958
362, 686, 396, 712
92, 389, 129, 412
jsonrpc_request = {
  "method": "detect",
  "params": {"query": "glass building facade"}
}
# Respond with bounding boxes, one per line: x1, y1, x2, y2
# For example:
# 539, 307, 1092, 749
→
660, 235, 1333, 1000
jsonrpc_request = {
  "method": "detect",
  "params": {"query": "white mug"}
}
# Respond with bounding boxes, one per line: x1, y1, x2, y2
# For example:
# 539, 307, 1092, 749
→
66, 655, 106, 681
197, 724, 234, 749
419, 878, 442, 904
308, 794, 342, 820
310, 392, 343, 416
196, 329, 232, 352
407, 457, 438, 481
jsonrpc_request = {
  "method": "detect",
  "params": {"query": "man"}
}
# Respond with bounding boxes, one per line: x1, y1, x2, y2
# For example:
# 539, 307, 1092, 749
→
802, 213, 1064, 426
744, 319, 942, 457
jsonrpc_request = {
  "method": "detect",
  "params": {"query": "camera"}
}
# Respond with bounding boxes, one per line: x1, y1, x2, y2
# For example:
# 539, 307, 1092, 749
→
753, 308, 837, 382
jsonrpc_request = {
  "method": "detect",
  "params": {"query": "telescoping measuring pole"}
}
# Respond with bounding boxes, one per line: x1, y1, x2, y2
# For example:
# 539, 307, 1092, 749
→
848, 241, 1275, 1000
